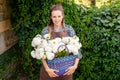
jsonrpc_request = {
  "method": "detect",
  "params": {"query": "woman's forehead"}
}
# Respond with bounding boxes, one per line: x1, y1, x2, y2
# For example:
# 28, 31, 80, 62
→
51, 10, 63, 16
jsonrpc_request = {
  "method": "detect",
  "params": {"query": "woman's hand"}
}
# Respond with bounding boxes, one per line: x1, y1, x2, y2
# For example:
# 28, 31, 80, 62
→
45, 67, 59, 77
63, 65, 77, 76
64, 58, 79, 75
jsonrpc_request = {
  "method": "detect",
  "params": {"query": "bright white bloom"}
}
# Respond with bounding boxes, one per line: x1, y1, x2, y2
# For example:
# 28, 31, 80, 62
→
66, 45, 74, 53
49, 39, 59, 47
40, 39, 48, 48
75, 42, 82, 49
54, 38, 62, 43
71, 47, 78, 55
69, 39, 78, 46
35, 34, 42, 38
35, 48, 44, 59
73, 35, 79, 42
69, 39, 82, 50
37, 45, 42, 49
36, 52, 44, 60
36, 48, 44, 53
62, 37, 72, 44
46, 52, 55, 60
66, 45, 78, 55
43, 33, 51, 40
31, 50, 36, 58
52, 45, 58, 53
31, 37, 41, 47
45, 46, 53, 52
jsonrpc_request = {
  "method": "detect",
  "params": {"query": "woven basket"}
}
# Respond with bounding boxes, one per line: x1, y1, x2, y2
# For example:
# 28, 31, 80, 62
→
47, 45, 77, 76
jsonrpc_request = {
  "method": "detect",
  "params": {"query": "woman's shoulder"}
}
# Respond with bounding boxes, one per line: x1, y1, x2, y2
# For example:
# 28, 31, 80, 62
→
41, 26, 48, 36
65, 24, 76, 37
42, 26, 48, 31
65, 24, 75, 31
65, 24, 73, 29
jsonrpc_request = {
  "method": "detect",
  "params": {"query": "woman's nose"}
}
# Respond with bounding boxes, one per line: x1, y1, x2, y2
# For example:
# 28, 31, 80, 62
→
55, 17, 59, 21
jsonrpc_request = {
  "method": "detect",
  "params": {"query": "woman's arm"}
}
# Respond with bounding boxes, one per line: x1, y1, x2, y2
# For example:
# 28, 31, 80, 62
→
41, 59, 50, 71
74, 58, 80, 69
41, 59, 58, 77
64, 58, 79, 75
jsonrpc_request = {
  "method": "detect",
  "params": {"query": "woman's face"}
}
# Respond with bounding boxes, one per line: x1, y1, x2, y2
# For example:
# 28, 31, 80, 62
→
51, 10, 64, 27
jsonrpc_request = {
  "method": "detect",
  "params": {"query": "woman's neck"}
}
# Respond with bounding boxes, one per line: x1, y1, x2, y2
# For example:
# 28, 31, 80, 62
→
54, 24, 62, 31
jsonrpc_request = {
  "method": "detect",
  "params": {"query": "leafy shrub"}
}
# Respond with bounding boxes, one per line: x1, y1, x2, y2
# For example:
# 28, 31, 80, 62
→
10, 0, 120, 80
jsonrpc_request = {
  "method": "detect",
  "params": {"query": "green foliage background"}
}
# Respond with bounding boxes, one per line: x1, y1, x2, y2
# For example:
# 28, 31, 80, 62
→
9, 0, 120, 80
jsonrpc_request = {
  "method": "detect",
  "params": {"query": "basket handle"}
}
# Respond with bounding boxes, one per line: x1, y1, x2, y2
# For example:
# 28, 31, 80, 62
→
55, 44, 70, 58
57, 44, 69, 53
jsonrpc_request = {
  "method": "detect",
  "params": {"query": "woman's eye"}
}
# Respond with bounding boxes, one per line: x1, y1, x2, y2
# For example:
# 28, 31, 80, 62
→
53, 16, 56, 18
58, 16, 61, 18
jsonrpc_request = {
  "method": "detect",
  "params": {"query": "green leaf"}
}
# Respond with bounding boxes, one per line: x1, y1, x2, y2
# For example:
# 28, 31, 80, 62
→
108, 23, 114, 27
115, 26, 120, 30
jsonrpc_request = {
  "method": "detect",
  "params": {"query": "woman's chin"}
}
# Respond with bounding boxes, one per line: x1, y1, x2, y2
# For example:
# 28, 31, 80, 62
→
54, 23, 61, 26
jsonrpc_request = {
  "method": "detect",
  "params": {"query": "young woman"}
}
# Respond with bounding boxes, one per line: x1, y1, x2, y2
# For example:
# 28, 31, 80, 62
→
39, 3, 82, 80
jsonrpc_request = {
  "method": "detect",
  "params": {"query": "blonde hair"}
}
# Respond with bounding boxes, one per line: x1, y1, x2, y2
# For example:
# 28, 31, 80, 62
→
48, 3, 65, 33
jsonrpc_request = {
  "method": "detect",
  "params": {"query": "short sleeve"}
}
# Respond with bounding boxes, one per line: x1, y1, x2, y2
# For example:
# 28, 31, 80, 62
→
76, 49, 82, 59
41, 27, 48, 36
65, 25, 76, 37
